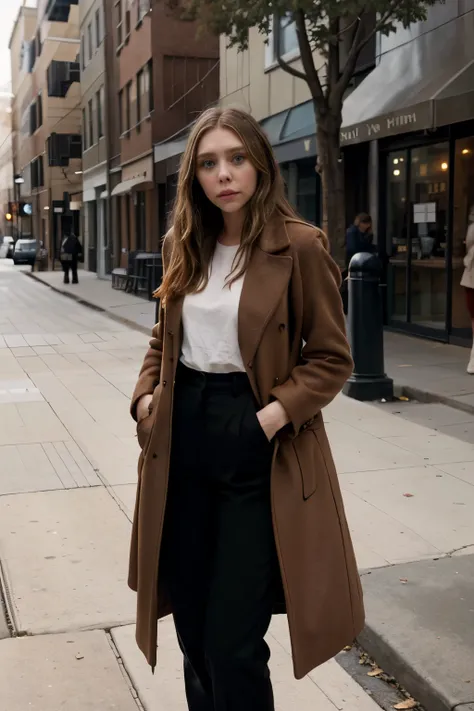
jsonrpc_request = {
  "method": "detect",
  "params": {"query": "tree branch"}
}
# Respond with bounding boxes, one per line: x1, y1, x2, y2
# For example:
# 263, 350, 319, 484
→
331, 0, 399, 109
294, 8, 325, 104
328, 19, 339, 99
276, 54, 307, 82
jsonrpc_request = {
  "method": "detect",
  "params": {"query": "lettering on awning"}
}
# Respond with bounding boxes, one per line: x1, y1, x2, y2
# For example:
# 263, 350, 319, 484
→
341, 108, 427, 146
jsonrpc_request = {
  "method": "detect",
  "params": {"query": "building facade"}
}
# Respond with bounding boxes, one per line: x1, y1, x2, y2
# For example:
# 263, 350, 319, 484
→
80, 0, 107, 275
342, 0, 474, 345
0, 88, 14, 238
10, 0, 82, 266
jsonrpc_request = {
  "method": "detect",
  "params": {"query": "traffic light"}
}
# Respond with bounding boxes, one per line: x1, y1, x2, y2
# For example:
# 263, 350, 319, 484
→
5, 212, 12, 222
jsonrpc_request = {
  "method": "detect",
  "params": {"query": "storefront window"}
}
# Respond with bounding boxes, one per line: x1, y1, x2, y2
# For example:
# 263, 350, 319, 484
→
452, 137, 474, 335
409, 143, 448, 329
387, 149, 408, 321
296, 159, 319, 225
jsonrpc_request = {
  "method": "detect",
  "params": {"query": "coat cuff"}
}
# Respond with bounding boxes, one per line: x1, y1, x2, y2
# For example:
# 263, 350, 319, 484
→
270, 381, 313, 438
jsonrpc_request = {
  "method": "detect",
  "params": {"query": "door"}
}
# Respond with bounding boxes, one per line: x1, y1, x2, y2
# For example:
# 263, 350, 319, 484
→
386, 143, 449, 339
97, 199, 106, 277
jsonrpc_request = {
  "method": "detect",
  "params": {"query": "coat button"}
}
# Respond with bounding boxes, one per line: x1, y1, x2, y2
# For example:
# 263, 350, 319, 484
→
279, 323, 286, 332
163, 380, 167, 387
168, 330, 174, 336
152, 453, 157, 459
274, 377, 280, 385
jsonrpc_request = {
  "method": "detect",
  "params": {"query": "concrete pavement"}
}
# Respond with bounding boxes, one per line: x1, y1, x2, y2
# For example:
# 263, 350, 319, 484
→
1, 259, 473, 709
27, 266, 474, 415
0, 260, 386, 709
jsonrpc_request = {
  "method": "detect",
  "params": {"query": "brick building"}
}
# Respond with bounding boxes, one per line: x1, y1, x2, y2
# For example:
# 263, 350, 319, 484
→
10, 0, 82, 265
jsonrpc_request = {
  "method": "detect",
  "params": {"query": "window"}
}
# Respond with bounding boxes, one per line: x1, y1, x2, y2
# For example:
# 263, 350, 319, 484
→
137, 0, 149, 23
118, 89, 123, 135
147, 60, 153, 113
95, 8, 102, 46
81, 34, 86, 70
125, 8, 131, 38
136, 69, 143, 127
88, 98, 94, 146
82, 108, 88, 149
265, 14, 299, 68
124, 81, 131, 133
37, 93, 43, 128
97, 86, 104, 138
88, 23, 93, 61
115, 0, 123, 47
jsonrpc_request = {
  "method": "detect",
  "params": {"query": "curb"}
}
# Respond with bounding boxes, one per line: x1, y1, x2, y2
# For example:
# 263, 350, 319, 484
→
358, 623, 458, 711
26, 271, 153, 337
399, 384, 474, 417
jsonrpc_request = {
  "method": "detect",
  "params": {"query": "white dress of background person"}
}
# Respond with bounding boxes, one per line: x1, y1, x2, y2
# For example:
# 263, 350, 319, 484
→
460, 206, 474, 374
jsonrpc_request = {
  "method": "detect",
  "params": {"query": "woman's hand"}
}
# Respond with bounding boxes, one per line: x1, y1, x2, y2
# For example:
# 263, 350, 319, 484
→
256, 401, 290, 441
137, 394, 153, 423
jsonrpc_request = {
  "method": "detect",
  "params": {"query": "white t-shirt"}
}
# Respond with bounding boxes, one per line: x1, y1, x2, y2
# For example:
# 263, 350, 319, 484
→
180, 242, 245, 373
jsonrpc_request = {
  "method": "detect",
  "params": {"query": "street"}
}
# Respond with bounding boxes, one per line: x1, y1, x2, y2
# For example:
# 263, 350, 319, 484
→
1, 260, 474, 710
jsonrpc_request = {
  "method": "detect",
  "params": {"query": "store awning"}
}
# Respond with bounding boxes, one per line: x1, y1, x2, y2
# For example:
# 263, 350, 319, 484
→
261, 101, 317, 162
111, 178, 153, 196
341, 13, 474, 146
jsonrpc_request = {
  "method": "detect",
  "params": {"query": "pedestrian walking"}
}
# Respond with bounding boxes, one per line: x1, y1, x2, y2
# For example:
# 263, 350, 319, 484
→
60, 230, 82, 284
461, 205, 474, 373
129, 106, 364, 710
345, 213, 375, 266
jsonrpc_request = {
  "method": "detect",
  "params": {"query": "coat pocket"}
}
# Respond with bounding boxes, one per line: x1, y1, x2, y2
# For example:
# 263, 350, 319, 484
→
292, 429, 325, 500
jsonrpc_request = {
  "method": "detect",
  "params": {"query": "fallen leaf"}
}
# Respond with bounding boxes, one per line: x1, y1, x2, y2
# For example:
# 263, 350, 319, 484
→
343, 645, 352, 652
399, 395, 410, 399
400, 578, 408, 584
368, 668, 383, 677
75, 653, 84, 660
403, 493, 414, 498
394, 699, 418, 709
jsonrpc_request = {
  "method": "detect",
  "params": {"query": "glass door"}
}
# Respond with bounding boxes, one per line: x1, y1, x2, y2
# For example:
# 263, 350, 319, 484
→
451, 137, 474, 341
386, 143, 450, 338
408, 143, 449, 333
387, 150, 409, 323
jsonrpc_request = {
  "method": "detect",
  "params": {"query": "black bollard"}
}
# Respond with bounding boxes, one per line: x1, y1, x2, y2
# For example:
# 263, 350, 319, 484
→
343, 252, 394, 401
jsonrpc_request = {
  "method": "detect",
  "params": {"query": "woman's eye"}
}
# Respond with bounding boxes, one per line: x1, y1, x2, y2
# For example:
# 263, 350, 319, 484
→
233, 154, 245, 165
201, 159, 215, 169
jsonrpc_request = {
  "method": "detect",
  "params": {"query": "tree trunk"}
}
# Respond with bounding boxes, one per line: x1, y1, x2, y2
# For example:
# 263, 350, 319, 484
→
315, 109, 346, 267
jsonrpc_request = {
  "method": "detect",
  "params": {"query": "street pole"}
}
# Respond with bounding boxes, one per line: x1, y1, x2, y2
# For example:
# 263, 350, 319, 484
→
343, 252, 394, 401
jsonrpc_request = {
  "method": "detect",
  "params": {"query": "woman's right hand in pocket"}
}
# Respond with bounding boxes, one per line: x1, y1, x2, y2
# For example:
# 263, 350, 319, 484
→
137, 394, 153, 423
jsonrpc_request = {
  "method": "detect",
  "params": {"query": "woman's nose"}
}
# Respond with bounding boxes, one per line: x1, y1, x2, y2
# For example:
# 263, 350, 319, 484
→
218, 162, 232, 182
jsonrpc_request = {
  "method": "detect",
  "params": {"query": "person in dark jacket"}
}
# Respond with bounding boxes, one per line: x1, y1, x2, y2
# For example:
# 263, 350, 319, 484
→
60, 232, 83, 284
345, 213, 375, 266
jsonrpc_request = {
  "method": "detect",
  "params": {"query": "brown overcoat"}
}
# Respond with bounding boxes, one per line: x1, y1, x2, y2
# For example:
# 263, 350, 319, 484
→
128, 214, 365, 680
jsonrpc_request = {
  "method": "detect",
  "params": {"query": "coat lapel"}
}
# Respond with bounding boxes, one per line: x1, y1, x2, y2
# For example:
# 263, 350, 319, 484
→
238, 214, 293, 375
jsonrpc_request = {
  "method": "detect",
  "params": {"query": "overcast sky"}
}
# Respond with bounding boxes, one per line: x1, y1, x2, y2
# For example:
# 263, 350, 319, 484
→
0, 2, 23, 90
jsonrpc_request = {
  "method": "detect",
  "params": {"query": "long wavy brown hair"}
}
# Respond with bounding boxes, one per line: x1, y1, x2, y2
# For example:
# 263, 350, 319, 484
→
156, 106, 300, 302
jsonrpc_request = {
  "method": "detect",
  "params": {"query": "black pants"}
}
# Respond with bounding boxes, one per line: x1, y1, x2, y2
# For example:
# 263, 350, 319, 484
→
62, 259, 78, 284
161, 363, 278, 711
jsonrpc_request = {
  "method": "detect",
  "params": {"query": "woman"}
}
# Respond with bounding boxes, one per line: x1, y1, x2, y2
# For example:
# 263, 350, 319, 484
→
129, 107, 364, 710
461, 206, 474, 373
345, 213, 375, 266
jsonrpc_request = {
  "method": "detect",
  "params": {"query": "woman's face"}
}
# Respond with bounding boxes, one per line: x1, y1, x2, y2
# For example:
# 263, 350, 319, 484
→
195, 127, 258, 214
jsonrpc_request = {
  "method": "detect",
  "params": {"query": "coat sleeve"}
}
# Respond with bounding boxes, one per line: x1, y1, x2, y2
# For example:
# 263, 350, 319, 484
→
130, 305, 164, 422
130, 235, 171, 421
270, 233, 353, 436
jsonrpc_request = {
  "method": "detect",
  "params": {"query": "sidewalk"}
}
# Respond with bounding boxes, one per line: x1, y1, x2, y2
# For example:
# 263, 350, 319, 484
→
27, 268, 474, 413
1, 264, 473, 710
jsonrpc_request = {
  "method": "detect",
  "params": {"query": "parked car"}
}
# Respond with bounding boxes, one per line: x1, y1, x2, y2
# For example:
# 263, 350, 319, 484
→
13, 238, 37, 266
3, 236, 15, 258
